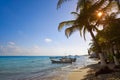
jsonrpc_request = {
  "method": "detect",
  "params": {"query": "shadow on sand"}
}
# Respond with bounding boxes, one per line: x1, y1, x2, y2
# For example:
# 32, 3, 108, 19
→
81, 64, 120, 80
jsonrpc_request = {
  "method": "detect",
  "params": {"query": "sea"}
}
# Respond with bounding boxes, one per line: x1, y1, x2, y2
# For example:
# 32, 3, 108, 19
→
0, 55, 96, 80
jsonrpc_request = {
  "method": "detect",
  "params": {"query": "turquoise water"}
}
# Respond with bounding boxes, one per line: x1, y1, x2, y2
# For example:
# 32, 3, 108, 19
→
0, 56, 95, 80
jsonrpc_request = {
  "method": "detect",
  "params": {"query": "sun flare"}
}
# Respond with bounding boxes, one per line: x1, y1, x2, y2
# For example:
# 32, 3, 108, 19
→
97, 12, 103, 17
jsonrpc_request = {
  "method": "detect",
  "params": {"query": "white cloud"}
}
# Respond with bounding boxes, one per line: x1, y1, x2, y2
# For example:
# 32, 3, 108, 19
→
0, 40, 88, 56
0, 42, 52, 56
44, 38, 52, 43
8, 41, 15, 45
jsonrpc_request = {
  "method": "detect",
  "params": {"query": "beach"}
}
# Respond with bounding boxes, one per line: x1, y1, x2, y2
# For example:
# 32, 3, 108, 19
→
68, 67, 91, 80
1, 56, 120, 80
68, 63, 120, 80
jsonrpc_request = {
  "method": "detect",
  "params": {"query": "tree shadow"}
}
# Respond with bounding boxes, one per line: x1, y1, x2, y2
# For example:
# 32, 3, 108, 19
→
81, 64, 120, 80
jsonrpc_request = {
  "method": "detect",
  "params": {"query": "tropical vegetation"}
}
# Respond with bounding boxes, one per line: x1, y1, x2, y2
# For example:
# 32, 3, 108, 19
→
57, 0, 120, 67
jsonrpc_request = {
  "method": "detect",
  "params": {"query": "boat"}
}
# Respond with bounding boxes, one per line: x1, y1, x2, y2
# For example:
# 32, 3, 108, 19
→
50, 56, 76, 63
51, 58, 72, 63
70, 58, 76, 62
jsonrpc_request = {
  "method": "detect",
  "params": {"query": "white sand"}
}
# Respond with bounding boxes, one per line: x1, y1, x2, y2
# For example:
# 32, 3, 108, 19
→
68, 67, 90, 80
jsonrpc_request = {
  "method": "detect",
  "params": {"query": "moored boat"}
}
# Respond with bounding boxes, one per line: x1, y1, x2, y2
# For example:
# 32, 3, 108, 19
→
70, 58, 76, 62
51, 59, 72, 63
50, 56, 76, 63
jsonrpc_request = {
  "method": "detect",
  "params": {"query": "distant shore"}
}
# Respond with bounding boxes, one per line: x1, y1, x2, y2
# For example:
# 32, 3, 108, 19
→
67, 63, 120, 80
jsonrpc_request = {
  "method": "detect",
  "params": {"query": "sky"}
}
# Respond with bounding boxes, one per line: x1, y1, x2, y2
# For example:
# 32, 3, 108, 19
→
0, 0, 91, 56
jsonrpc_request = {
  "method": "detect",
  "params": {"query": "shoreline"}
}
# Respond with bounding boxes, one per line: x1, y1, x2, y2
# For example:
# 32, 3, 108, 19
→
67, 63, 120, 80
67, 63, 98, 80
3, 56, 120, 80
68, 67, 91, 80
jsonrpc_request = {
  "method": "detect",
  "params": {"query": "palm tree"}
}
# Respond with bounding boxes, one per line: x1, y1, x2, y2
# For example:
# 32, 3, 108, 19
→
57, 0, 120, 12
104, 17, 120, 66
57, 0, 109, 66
57, 0, 120, 66
91, 12, 120, 66
97, 0, 120, 64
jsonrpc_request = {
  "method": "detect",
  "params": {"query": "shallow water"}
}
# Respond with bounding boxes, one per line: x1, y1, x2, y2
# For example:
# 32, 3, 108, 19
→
0, 55, 95, 80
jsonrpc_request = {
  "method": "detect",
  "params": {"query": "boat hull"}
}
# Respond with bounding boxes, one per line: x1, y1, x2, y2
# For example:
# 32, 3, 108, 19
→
51, 60, 72, 63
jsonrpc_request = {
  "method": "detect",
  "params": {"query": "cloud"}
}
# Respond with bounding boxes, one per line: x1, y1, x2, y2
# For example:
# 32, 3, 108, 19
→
44, 38, 52, 43
8, 41, 15, 45
0, 43, 23, 56
0, 42, 53, 56
0, 41, 88, 56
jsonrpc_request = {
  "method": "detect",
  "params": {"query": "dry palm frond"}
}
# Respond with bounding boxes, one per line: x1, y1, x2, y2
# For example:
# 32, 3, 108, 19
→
65, 26, 77, 38
83, 26, 87, 40
57, 0, 71, 9
71, 12, 79, 17
76, 0, 85, 12
58, 20, 75, 31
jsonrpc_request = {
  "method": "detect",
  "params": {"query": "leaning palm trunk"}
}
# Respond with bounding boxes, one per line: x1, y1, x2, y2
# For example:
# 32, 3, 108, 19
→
112, 45, 120, 65
89, 30, 106, 66
113, 56, 120, 65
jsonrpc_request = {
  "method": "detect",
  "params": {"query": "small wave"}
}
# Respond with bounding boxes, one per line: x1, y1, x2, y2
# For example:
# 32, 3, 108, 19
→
61, 65, 71, 70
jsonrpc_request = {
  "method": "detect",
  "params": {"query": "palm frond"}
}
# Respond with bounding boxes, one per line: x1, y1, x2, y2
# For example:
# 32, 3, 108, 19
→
65, 26, 77, 38
57, 0, 71, 9
83, 26, 87, 40
79, 28, 83, 37
76, 0, 85, 12
71, 12, 79, 16
102, 0, 119, 13
93, 26, 100, 32
78, 24, 84, 37
58, 20, 75, 31
115, 0, 120, 9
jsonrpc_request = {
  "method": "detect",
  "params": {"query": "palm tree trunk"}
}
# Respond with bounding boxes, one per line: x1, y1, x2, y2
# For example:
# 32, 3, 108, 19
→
113, 56, 119, 65
112, 44, 120, 65
89, 30, 106, 66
